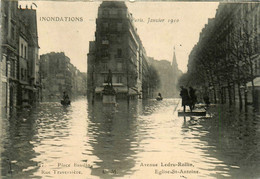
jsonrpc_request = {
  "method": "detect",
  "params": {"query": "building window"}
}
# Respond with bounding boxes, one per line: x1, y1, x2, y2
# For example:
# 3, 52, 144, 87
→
11, 26, 15, 40
10, 60, 15, 78
21, 44, 23, 57
103, 9, 109, 17
118, 10, 123, 16
117, 49, 122, 57
103, 74, 107, 83
102, 63, 108, 71
255, 62, 258, 75
117, 23, 122, 31
2, 56, 6, 77
102, 36, 109, 45
117, 62, 122, 71
103, 22, 108, 31
117, 75, 122, 83
101, 49, 109, 57
24, 70, 27, 80
21, 68, 24, 80
110, 9, 117, 16
25, 46, 27, 59
117, 35, 122, 43
110, 22, 116, 31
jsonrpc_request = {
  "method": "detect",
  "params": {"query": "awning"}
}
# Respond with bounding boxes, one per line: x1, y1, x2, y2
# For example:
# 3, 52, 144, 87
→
95, 86, 128, 93
24, 85, 37, 91
247, 77, 260, 87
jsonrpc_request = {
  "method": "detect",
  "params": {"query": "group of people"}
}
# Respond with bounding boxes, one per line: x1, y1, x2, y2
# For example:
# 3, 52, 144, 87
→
180, 86, 197, 112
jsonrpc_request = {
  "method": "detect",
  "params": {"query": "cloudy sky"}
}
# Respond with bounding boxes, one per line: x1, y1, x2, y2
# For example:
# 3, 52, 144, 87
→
19, 1, 219, 73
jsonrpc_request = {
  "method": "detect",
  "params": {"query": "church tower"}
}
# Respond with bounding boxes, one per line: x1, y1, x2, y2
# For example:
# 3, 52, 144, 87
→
172, 46, 178, 69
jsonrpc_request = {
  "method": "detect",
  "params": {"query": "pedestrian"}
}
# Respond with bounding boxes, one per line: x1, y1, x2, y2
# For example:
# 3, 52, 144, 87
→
180, 86, 190, 112
107, 69, 113, 87
189, 87, 197, 110
203, 92, 210, 107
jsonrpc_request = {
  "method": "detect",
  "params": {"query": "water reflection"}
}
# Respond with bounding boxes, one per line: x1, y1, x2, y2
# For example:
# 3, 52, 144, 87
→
86, 100, 141, 178
0, 98, 260, 179
181, 106, 260, 179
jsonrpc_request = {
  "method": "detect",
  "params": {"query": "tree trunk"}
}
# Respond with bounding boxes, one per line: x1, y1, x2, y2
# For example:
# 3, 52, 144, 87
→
227, 81, 232, 107
237, 83, 242, 111
251, 80, 255, 108
249, 58, 255, 108
244, 82, 248, 113
233, 83, 236, 103
221, 87, 224, 104
236, 65, 242, 111
213, 86, 217, 104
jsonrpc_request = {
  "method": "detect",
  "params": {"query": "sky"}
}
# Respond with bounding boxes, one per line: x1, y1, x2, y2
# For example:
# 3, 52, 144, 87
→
19, 1, 219, 73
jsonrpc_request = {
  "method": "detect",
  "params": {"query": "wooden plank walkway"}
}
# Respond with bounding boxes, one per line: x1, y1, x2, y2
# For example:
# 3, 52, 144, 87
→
178, 109, 206, 116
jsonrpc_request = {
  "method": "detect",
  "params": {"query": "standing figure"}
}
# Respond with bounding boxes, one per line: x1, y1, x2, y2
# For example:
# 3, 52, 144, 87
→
107, 69, 113, 87
63, 91, 70, 103
203, 92, 210, 107
189, 87, 197, 110
180, 86, 190, 112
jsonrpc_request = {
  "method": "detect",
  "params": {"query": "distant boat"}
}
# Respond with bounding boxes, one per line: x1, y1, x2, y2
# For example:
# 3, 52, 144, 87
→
61, 100, 71, 106
156, 97, 163, 101
156, 93, 163, 101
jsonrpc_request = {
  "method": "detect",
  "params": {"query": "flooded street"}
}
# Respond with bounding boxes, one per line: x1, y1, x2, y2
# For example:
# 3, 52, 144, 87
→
1, 97, 260, 179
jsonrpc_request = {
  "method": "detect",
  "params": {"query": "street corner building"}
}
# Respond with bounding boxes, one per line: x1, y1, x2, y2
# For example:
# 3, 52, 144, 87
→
87, 1, 151, 99
1, 1, 40, 117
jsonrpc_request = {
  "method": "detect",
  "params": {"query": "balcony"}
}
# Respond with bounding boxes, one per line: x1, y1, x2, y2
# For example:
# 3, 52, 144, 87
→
102, 40, 109, 45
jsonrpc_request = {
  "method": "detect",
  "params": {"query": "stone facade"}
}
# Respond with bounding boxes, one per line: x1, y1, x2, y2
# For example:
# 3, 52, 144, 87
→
40, 52, 86, 101
87, 1, 149, 99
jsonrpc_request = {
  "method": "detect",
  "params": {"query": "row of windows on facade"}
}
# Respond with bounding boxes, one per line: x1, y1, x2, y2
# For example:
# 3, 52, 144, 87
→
101, 62, 123, 71
102, 74, 123, 83
215, 29, 259, 54
101, 48, 122, 58
102, 9, 124, 17
102, 35, 122, 44
6, 59, 29, 81
102, 22, 123, 31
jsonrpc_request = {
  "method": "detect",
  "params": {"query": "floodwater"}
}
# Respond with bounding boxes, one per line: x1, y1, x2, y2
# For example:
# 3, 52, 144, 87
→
1, 97, 260, 179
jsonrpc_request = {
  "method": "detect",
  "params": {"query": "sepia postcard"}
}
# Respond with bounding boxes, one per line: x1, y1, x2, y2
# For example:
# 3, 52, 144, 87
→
1, 0, 260, 179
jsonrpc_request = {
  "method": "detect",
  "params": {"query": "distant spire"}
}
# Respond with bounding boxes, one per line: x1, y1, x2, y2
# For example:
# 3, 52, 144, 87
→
172, 46, 177, 67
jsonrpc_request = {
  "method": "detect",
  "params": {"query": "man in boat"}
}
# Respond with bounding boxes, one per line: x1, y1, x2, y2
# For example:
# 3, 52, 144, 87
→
156, 93, 163, 100
180, 86, 190, 112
